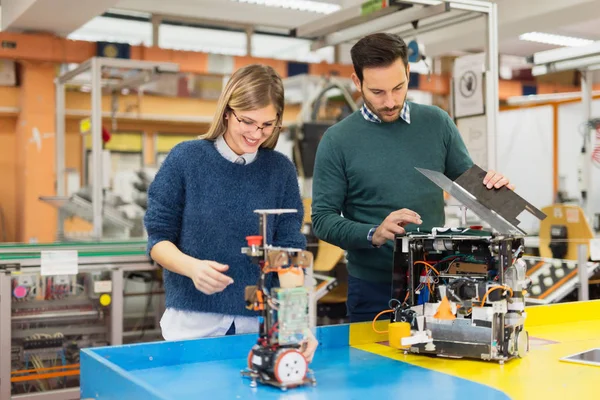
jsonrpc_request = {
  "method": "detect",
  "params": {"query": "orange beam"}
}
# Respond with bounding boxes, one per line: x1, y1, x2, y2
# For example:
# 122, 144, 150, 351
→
418, 74, 450, 95
309, 62, 355, 79
15, 61, 57, 243
537, 82, 581, 94
0, 32, 593, 98
498, 80, 523, 100
233, 56, 289, 78
552, 103, 559, 199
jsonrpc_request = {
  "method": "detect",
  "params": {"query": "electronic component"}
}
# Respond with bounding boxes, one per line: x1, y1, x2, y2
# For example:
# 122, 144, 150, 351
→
385, 165, 546, 364
240, 209, 316, 391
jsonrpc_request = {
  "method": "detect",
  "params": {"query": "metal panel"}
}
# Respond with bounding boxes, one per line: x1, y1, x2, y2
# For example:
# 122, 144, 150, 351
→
0, 271, 11, 400
12, 388, 80, 400
427, 321, 492, 344
415, 167, 525, 235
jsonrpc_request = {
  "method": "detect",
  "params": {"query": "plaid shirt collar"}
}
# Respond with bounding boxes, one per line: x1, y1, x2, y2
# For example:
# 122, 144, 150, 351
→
360, 101, 411, 124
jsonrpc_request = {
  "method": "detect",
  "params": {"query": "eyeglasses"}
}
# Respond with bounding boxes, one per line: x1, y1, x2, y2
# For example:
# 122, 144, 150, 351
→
230, 109, 280, 135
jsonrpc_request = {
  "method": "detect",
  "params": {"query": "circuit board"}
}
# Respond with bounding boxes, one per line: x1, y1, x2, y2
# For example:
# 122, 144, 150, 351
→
272, 287, 310, 345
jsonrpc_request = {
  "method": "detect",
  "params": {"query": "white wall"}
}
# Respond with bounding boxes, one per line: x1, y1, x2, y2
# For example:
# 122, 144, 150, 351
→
497, 106, 554, 234
557, 99, 600, 218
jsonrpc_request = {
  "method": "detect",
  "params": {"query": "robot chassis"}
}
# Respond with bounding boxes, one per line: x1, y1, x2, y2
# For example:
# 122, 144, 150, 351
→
240, 209, 317, 390
391, 231, 530, 364
388, 166, 547, 364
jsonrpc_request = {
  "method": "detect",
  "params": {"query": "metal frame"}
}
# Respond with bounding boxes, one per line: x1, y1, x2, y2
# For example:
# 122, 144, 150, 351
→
293, 0, 500, 170
54, 57, 179, 240
0, 251, 157, 399
531, 43, 600, 224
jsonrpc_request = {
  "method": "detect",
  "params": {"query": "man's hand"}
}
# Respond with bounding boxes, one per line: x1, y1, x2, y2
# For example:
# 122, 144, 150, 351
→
372, 208, 422, 246
483, 170, 515, 190
301, 330, 319, 363
185, 259, 234, 295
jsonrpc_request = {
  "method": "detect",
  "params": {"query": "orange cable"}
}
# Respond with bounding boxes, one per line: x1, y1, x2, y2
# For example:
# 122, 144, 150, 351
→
372, 309, 394, 334
480, 286, 513, 307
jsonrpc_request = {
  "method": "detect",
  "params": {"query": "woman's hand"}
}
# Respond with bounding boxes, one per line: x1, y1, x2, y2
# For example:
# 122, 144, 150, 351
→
301, 329, 319, 363
186, 259, 234, 295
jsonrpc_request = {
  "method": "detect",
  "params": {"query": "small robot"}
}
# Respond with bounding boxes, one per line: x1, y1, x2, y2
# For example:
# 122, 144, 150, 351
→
240, 209, 317, 391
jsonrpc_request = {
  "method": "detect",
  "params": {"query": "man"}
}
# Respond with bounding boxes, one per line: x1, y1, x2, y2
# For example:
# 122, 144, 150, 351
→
311, 33, 512, 323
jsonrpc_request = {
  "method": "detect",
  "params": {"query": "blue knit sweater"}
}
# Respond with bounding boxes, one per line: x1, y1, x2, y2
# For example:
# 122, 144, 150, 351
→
144, 139, 306, 316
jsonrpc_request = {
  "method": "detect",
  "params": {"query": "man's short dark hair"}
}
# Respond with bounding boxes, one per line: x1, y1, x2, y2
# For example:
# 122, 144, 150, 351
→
350, 33, 409, 83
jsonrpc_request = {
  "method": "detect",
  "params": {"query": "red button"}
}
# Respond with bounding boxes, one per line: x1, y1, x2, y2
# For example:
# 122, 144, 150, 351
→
246, 235, 263, 246
470, 225, 483, 230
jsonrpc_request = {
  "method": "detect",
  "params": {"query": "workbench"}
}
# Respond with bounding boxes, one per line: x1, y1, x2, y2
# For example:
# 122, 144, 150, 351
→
80, 300, 600, 400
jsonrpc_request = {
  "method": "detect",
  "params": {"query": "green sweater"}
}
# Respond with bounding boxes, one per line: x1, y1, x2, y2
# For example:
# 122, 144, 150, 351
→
311, 102, 473, 283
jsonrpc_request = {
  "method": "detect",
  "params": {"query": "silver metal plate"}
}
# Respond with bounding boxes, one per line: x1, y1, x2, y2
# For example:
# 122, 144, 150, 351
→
416, 167, 526, 235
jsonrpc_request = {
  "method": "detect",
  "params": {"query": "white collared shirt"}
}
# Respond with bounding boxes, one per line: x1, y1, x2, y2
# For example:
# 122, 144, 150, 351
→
214, 134, 257, 165
160, 134, 260, 341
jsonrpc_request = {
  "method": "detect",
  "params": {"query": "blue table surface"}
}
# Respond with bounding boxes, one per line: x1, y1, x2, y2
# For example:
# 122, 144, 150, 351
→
122, 347, 508, 400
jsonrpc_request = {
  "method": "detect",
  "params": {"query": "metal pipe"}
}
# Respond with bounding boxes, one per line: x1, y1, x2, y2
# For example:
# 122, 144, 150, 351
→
0, 271, 12, 400
151, 15, 161, 47
95, 57, 178, 73
577, 244, 589, 301
0, 242, 148, 254
11, 310, 100, 322
394, 12, 481, 39
246, 27, 253, 57
485, 1, 499, 171
57, 59, 92, 84
91, 58, 103, 239
581, 70, 593, 223
310, 2, 450, 51
55, 80, 66, 241
111, 269, 124, 346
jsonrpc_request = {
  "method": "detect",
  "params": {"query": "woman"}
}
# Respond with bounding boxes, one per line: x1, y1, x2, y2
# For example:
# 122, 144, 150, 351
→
144, 64, 317, 361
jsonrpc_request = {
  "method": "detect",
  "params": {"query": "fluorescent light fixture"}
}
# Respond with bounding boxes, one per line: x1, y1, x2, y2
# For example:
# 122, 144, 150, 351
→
232, 0, 341, 14
106, 8, 152, 19
519, 32, 593, 48
532, 54, 600, 76
507, 90, 600, 106
531, 40, 600, 65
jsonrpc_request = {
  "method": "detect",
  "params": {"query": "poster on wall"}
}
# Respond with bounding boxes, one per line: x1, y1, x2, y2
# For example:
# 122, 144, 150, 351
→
456, 115, 488, 171
453, 53, 485, 118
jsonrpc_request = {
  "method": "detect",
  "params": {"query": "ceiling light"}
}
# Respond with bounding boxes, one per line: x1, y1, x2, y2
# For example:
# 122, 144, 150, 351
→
519, 32, 594, 48
232, 0, 341, 14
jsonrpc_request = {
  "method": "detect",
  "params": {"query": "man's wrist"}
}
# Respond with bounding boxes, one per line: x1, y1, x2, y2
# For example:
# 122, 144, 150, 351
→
367, 226, 381, 248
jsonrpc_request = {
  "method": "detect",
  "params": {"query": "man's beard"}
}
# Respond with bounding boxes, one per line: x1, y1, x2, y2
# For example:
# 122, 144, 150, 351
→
363, 92, 407, 122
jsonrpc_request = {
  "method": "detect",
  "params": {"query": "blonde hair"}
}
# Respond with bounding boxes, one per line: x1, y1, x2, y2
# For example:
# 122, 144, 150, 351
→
201, 64, 284, 150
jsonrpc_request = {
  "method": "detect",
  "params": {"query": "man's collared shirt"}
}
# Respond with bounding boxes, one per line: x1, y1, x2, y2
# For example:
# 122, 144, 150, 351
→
360, 101, 411, 246
360, 102, 411, 124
